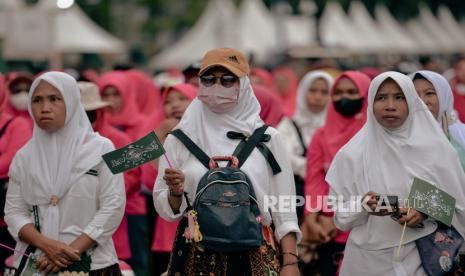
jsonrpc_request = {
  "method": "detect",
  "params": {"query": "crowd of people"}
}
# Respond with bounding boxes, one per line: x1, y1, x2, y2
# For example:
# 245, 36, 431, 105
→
0, 48, 465, 276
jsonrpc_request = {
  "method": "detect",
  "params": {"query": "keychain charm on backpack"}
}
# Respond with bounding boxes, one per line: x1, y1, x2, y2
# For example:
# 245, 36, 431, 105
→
183, 210, 203, 243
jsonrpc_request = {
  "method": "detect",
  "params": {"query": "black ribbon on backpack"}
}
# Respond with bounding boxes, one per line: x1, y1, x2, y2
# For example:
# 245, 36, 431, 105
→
226, 131, 282, 175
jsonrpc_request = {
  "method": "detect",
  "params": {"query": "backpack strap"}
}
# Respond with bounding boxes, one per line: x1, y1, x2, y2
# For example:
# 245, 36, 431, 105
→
228, 125, 282, 175
290, 119, 307, 157
234, 125, 268, 168
170, 129, 210, 169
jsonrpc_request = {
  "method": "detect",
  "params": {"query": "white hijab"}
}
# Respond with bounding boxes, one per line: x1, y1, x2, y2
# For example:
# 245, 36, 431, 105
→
9, 72, 107, 240
412, 70, 465, 150
292, 70, 333, 145
326, 71, 465, 250
175, 76, 264, 156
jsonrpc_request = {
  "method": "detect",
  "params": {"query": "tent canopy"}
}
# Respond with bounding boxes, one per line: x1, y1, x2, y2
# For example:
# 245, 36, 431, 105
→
150, 0, 237, 69
319, 2, 368, 53
1, 0, 127, 61
150, 0, 316, 69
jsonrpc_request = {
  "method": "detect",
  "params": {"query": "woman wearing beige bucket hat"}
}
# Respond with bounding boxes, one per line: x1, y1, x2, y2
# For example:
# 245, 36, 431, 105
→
154, 48, 301, 275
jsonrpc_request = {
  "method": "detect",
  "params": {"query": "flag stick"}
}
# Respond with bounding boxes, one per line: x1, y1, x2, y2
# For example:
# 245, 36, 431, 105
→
0, 242, 29, 257
163, 152, 183, 194
396, 207, 411, 257
163, 153, 173, 168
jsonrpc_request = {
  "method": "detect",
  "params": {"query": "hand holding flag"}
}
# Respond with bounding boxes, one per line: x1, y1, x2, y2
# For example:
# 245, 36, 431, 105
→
102, 131, 171, 174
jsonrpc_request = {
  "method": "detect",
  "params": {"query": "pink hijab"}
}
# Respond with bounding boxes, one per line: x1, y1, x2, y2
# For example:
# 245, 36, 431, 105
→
125, 70, 161, 117
252, 84, 284, 127
4, 73, 34, 120
0, 74, 6, 115
272, 66, 298, 117
321, 71, 371, 159
251, 68, 277, 91
144, 83, 197, 133
97, 71, 146, 139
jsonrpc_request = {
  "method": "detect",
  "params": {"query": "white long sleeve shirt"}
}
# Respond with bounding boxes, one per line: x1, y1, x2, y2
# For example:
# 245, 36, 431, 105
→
5, 160, 125, 270
276, 118, 308, 178
153, 127, 301, 243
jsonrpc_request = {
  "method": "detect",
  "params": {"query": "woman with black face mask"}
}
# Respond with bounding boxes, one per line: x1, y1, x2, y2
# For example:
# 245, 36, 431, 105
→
301, 71, 370, 276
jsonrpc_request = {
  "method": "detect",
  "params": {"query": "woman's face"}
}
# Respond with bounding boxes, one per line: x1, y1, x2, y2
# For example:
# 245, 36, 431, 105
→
413, 78, 439, 119
163, 90, 190, 119
373, 79, 409, 129
31, 81, 67, 133
101, 86, 123, 113
332, 77, 361, 101
306, 78, 330, 113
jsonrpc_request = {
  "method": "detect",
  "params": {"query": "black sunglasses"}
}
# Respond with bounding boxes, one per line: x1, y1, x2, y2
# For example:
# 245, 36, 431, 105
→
200, 74, 238, 88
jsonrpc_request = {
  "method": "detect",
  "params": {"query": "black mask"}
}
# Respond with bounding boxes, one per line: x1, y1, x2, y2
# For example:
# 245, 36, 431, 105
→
86, 110, 98, 124
333, 98, 364, 117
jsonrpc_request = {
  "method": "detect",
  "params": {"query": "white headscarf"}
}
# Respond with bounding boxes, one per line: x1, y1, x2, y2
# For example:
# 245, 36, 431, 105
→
326, 71, 465, 250
292, 70, 333, 145
9, 72, 108, 240
175, 76, 263, 156
412, 70, 465, 150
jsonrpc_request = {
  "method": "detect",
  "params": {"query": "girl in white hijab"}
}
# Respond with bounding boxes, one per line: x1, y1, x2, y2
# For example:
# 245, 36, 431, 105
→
326, 71, 465, 275
277, 70, 333, 224
412, 70, 465, 157
277, 70, 333, 180
5, 72, 125, 275
153, 48, 300, 276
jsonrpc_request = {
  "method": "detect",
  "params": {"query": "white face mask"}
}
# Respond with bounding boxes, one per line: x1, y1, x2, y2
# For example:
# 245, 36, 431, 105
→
198, 83, 239, 113
9, 91, 29, 110
456, 83, 465, 96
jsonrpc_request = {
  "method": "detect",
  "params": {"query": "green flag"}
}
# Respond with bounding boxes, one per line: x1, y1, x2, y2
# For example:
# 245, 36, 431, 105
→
102, 131, 165, 174
408, 177, 456, 226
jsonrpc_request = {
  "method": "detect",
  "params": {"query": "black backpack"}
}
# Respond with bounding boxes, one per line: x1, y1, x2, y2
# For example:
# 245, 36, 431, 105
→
170, 125, 281, 252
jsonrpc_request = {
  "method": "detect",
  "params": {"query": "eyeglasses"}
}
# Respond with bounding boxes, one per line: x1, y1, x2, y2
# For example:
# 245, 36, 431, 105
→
200, 74, 238, 88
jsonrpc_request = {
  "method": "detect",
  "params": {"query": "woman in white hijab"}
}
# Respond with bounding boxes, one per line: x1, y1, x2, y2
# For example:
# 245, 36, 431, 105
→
153, 48, 301, 276
326, 71, 465, 275
412, 70, 465, 158
5, 72, 125, 275
277, 71, 333, 218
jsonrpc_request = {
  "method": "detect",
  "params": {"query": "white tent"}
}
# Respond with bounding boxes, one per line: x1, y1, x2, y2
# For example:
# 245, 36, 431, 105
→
319, 2, 368, 54
1, 0, 127, 66
39, 1, 127, 54
462, 20, 465, 37
151, 0, 317, 69
437, 5, 465, 52
374, 5, 417, 54
237, 0, 316, 61
237, 0, 279, 63
348, 1, 392, 53
417, 4, 457, 53
405, 18, 441, 54
281, 14, 316, 48
150, 0, 237, 69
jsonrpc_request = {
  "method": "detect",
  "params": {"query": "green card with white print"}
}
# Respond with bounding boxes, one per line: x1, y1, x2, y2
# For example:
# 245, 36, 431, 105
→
408, 177, 456, 226
102, 131, 165, 174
